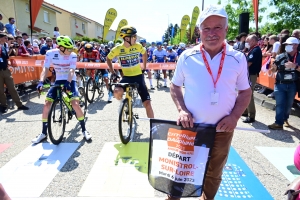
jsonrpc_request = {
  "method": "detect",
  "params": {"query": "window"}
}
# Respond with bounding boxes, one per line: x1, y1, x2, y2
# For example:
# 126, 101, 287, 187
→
25, 3, 29, 12
82, 23, 85, 31
44, 11, 50, 23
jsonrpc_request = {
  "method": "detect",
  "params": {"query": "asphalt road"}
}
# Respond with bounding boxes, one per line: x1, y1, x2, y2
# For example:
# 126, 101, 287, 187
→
0, 83, 299, 200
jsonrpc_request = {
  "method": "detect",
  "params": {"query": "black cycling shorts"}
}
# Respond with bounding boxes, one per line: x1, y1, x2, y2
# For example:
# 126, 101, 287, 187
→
119, 74, 150, 102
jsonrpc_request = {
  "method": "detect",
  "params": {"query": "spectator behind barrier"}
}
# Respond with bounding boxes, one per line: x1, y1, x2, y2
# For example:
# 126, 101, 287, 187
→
5, 17, 19, 37
40, 37, 53, 55
32, 42, 40, 55
24, 40, 33, 55
15, 36, 29, 56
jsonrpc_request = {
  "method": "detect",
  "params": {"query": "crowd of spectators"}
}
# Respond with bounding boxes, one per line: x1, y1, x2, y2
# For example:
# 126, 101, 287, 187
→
228, 28, 300, 130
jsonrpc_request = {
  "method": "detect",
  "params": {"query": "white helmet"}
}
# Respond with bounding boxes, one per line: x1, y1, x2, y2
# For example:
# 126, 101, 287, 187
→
179, 43, 186, 48
100, 44, 104, 48
108, 41, 114, 48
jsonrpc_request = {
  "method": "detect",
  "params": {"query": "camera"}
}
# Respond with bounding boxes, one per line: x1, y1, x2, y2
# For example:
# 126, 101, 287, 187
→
274, 56, 288, 71
13, 42, 19, 48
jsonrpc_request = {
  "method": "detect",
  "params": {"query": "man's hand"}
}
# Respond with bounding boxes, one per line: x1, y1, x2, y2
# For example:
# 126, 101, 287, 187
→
177, 109, 194, 128
216, 115, 238, 132
37, 81, 43, 91
285, 61, 296, 69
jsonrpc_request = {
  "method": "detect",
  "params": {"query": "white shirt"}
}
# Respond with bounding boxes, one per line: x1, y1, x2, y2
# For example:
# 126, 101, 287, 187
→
44, 49, 77, 81
172, 44, 250, 124
272, 41, 280, 53
53, 31, 60, 38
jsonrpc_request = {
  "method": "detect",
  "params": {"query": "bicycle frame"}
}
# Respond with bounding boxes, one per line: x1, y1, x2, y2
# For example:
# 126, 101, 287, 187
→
125, 86, 133, 122
55, 86, 72, 112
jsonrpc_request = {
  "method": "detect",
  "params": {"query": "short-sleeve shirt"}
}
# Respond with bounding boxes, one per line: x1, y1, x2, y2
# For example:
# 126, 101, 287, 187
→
107, 42, 146, 76
44, 49, 77, 81
153, 49, 167, 63
5, 23, 16, 37
167, 50, 177, 62
16, 45, 28, 56
172, 43, 250, 124
40, 44, 53, 55
247, 46, 262, 75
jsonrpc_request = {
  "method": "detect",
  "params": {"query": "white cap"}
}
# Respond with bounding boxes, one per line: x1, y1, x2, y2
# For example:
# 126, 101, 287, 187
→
199, 4, 228, 26
33, 42, 39, 47
283, 37, 299, 44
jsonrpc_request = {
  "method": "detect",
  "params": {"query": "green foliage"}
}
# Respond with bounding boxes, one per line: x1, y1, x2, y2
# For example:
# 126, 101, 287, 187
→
163, 23, 180, 44
267, 0, 300, 34
81, 36, 91, 42
115, 39, 123, 44
218, 0, 266, 40
91, 38, 101, 43
172, 30, 188, 45
72, 36, 82, 41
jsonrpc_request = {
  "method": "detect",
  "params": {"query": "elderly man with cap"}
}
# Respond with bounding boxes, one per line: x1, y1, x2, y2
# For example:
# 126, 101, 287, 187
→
268, 37, 300, 130
169, 4, 251, 200
0, 32, 29, 113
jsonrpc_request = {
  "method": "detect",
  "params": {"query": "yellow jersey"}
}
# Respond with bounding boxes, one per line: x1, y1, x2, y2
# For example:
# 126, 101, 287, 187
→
107, 42, 146, 76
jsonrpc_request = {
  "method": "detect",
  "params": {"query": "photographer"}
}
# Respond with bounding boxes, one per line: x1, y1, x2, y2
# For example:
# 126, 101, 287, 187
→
8, 42, 18, 56
268, 37, 300, 130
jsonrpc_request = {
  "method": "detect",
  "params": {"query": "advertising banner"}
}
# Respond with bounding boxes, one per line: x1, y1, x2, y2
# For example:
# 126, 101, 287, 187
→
148, 119, 216, 197
103, 8, 118, 41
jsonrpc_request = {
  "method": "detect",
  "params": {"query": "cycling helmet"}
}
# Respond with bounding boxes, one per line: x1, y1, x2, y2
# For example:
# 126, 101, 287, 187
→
56, 35, 74, 48
119, 25, 137, 38
163, 42, 168, 46
84, 43, 93, 52
140, 39, 146, 44
167, 46, 173, 51
104, 45, 109, 49
151, 42, 156, 45
108, 41, 114, 48
156, 41, 162, 46
100, 44, 104, 48
179, 42, 186, 48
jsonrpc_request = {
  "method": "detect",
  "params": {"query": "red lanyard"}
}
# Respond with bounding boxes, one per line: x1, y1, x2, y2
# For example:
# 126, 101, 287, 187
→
293, 52, 298, 63
200, 43, 226, 92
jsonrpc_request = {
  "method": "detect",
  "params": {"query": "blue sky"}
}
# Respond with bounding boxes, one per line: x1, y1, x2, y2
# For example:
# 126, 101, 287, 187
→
46, 0, 275, 42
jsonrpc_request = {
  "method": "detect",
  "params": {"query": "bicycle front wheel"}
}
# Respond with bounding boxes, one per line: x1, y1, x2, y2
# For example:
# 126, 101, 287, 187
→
86, 78, 96, 103
118, 98, 133, 144
48, 99, 66, 145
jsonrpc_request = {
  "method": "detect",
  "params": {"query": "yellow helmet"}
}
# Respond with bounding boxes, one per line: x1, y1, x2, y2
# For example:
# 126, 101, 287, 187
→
119, 26, 137, 38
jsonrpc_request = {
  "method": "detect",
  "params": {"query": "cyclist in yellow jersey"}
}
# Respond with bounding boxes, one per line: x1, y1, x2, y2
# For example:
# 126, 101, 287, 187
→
106, 25, 154, 118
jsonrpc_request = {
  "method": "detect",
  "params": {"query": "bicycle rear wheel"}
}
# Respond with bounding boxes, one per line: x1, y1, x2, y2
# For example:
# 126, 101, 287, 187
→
78, 87, 87, 117
118, 98, 133, 144
48, 99, 66, 145
86, 78, 96, 103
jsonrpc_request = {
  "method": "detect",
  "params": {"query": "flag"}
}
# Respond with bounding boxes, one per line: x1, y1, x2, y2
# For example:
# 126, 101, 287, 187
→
75, 24, 78, 28
252, 0, 258, 31
115, 19, 128, 41
171, 26, 175, 38
180, 15, 190, 42
190, 6, 200, 39
148, 119, 216, 197
103, 8, 118, 41
261, 56, 271, 72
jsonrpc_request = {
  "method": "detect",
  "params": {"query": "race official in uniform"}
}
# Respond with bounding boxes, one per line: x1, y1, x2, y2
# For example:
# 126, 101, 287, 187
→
242, 35, 262, 123
0, 32, 29, 113
169, 5, 251, 200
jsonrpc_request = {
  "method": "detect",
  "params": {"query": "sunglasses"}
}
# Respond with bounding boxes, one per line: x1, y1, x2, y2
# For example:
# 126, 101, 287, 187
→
131, 35, 137, 38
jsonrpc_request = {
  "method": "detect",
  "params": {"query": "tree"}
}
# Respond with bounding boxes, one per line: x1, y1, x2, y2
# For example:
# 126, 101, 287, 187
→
218, 0, 266, 40
268, 0, 300, 34
163, 23, 180, 44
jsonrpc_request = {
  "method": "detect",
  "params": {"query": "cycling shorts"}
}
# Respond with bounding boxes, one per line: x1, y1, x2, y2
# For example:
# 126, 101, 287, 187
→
46, 80, 79, 102
119, 74, 150, 102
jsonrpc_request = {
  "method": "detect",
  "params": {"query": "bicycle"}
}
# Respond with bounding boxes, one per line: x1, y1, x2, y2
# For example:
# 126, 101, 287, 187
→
47, 85, 87, 145
85, 69, 105, 103
111, 82, 139, 144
